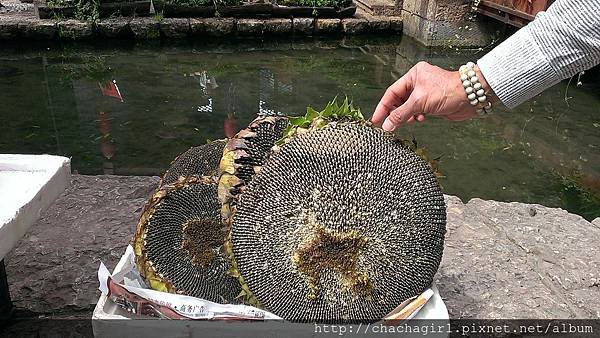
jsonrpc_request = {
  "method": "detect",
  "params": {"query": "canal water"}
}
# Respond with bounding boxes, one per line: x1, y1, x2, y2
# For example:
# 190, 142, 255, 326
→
1, 36, 599, 220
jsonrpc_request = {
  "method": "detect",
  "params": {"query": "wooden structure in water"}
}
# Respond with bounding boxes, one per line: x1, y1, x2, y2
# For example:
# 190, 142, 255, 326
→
475, 0, 553, 27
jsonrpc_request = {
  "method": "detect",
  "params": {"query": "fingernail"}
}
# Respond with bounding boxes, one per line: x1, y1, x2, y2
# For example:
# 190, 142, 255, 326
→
382, 118, 396, 132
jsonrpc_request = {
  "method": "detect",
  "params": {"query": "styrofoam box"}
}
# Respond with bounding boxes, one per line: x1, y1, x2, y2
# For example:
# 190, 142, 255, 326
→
0, 154, 70, 260
94, 270, 449, 337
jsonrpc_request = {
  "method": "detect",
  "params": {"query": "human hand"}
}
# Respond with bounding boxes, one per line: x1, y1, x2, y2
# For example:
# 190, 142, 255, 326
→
372, 61, 491, 131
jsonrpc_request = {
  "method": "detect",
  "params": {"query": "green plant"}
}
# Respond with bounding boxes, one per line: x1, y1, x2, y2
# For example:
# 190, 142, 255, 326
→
74, 0, 99, 22
46, 0, 73, 7
147, 28, 160, 39
153, 10, 164, 22
277, 97, 364, 145
46, 0, 99, 22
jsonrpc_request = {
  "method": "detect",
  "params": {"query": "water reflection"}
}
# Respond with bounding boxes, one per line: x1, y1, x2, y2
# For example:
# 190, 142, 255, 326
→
192, 70, 217, 113
0, 37, 598, 219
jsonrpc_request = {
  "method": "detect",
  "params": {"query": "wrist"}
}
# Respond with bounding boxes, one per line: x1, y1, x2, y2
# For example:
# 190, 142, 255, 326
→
473, 65, 498, 104
458, 62, 495, 114
451, 71, 475, 109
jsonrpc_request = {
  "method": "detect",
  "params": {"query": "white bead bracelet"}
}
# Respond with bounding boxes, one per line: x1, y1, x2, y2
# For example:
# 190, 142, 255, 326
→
459, 62, 492, 115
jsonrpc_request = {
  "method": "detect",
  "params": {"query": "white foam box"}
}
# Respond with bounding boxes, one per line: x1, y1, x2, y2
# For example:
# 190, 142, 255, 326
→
93, 261, 450, 338
0, 154, 71, 260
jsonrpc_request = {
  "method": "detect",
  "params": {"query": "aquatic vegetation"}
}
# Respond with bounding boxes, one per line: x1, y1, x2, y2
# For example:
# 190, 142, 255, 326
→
553, 170, 600, 221
57, 55, 114, 82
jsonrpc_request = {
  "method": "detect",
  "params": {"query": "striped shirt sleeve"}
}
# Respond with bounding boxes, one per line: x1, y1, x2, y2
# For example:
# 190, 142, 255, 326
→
477, 0, 600, 109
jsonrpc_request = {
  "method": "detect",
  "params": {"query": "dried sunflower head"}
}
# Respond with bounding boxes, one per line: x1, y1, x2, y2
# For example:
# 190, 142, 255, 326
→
218, 116, 289, 225
133, 176, 241, 303
160, 139, 227, 187
229, 119, 446, 322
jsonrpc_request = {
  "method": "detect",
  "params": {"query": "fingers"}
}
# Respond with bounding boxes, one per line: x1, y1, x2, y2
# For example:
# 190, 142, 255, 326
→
372, 87, 404, 126
382, 96, 418, 131
406, 114, 426, 125
372, 71, 414, 126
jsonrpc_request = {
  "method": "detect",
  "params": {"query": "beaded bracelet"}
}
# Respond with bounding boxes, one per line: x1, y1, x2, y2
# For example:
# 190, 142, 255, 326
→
459, 61, 492, 115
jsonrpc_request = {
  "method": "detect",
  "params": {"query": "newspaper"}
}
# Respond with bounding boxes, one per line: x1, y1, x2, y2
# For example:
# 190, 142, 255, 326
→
97, 245, 439, 322
97, 245, 282, 320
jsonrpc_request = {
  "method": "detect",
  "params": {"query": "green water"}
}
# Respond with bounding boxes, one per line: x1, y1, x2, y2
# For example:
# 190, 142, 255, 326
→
1, 37, 599, 220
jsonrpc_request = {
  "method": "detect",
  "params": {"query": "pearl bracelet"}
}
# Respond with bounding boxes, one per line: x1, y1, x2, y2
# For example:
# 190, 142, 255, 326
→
459, 61, 492, 115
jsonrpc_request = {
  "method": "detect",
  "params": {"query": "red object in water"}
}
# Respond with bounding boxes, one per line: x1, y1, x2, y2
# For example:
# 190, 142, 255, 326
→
98, 111, 111, 135
99, 80, 124, 102
100, 141, 115, 160
224, 113, 238, 138
97, 111, 115, 160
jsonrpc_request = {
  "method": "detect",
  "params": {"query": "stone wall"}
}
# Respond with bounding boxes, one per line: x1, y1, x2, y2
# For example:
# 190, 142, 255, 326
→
0, 7, 403, 41
401, 0, 499, 47
0, 16, 404, 40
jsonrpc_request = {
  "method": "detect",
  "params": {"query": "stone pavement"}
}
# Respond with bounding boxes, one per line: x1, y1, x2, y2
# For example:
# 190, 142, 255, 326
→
4, 175, 600, 319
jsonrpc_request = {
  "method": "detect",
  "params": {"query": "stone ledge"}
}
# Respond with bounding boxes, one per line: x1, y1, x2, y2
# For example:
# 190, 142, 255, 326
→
94, 18, 130, 39
0, 15, 402, 40
0, 18, 21, 40
129, 17, 160, 39
160, 18, 191, 39
190, 18, 235, 37
292, 17, 314, 35
57, 19, 93, 40
314, 18, 341, 34
17, 18, 57, 40
264, 18, 293, 35
236, 18, 265, 36
341, 18, 369, 34
389, 16, 403, 31
403, 0, 470, 22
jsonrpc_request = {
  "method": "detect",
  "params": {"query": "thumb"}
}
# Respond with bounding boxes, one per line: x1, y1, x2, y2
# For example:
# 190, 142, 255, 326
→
382, 96, 418, 132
